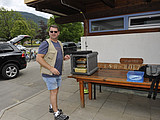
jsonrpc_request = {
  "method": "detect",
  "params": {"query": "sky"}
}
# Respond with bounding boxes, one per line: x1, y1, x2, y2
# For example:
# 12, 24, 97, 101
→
0, 0, 52, 19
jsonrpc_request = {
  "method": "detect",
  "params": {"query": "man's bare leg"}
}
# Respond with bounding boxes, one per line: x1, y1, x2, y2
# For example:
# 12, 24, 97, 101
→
50, 87, 69, 120
50, 87, 59, 112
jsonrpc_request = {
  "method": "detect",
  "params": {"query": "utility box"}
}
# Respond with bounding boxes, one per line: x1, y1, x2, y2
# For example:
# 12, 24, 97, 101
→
70, 51, 98, 75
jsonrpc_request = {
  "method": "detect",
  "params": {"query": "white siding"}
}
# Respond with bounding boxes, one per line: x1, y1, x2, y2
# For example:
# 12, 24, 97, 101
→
81, 32, 160, 64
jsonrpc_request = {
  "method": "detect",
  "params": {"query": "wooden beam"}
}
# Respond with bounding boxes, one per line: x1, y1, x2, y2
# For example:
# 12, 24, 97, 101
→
101, 0, 115, 8
55, 14, 82, 24
87, 28, 160, 36
24, 0, 38, 4
145, 0, 152, 2
25, 0, 45, 5
55, 1, 160, 24
64, 0, 86, 12
84, 20, 89, 36
35, 4, 73, 16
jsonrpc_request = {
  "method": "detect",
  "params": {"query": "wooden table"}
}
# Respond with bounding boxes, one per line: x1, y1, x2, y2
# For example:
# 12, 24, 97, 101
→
69, 69, 159, 108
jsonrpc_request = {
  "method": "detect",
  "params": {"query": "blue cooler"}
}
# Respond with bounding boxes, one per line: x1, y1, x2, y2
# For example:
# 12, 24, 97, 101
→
127, 71, 144, 83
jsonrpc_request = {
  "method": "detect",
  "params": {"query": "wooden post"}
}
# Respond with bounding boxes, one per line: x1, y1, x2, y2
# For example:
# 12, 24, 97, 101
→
88, 82, 92, 100
83, 19, 89, 50
79, 80, 85, 108
84, 19, 89, 36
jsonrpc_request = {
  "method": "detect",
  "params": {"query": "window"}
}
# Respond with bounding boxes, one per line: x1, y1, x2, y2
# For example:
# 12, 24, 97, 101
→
129, 14, 160, 29
68, 43, 76, 47
89, 11, 160, 33
0, 47, 3, 53
0, 44, 14, 52
90, 16, 125, 33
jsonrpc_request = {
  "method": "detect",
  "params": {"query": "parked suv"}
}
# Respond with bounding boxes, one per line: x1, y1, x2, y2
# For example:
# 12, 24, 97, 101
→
0, 42, 27, 79
63, 42, 77, 56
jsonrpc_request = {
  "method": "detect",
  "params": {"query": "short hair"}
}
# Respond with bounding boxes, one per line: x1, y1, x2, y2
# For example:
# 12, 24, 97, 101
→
49, 25, 59, 31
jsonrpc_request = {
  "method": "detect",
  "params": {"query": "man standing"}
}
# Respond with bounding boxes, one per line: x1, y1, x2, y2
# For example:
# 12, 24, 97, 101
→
36, 25, 70, 120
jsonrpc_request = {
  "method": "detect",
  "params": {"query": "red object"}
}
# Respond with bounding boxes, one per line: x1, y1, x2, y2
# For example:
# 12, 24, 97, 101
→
22, 53, 25, 57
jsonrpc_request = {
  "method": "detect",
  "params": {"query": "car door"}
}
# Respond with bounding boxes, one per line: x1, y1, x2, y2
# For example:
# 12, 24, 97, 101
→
68, 43, 77, 52
0, 44, 15, 62
63, 43, 69, 56
0, 45, 3, 65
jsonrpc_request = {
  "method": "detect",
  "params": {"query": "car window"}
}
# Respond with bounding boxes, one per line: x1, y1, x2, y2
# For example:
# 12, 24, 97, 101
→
0, 44, 14, 52
63, 45, 68, 47
68, 43, 76, 47
0, 47, 3, 53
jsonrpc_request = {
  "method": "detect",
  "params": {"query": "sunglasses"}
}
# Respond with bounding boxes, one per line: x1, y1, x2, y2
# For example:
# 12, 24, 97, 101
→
50, 31, 58, 33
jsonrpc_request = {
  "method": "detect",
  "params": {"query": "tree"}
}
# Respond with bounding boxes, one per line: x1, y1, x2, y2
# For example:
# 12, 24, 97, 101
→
26, 19, 38, 38
10, 19, 38, 45
48, 15, 83, 43
0, 7, 38, 42
11, 20, 30, 36
0, 7, 23, 40
36, 20, 48, 42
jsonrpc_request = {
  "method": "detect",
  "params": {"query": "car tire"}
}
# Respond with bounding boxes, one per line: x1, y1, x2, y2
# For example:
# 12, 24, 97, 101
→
2, 63, 19, 79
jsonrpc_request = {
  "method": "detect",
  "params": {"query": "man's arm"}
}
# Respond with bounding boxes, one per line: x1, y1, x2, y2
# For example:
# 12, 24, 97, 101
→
36, 54, 60, 75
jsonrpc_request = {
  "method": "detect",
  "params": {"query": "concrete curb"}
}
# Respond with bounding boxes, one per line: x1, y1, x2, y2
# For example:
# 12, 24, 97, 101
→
0, 89, 47, 119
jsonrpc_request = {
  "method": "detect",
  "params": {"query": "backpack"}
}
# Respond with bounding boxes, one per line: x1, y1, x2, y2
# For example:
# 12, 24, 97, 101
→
138, 65, 160, 78
138, 65, 149, 78
139, 65, 160, 100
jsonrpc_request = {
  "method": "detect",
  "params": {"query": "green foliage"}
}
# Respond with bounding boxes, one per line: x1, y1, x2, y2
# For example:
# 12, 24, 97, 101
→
0, 7, 38, 41
0, 7, 23, 40
27, 19, 38, 38
48, 15, 83, 43
36, 20, 48, 42
11, 20, 29, 36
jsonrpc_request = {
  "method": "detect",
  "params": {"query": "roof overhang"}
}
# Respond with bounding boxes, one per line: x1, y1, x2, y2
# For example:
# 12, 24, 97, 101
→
24, 0, 160, 24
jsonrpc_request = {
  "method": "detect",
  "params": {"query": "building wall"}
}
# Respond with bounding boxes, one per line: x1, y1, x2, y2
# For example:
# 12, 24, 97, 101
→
81, 32, 160, 64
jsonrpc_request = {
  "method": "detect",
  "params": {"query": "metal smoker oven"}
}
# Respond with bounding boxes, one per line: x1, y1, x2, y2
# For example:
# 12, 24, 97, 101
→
70, 51, 98, 75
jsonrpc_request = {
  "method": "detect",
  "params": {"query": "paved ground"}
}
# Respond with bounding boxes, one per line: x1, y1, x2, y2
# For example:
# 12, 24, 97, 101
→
0, 76, 160, 120
0, 55, 160, 120
0, 61, 46, 111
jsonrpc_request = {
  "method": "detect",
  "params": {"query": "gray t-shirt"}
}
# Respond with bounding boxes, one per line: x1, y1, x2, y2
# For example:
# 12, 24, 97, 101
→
38, 40, 63, 77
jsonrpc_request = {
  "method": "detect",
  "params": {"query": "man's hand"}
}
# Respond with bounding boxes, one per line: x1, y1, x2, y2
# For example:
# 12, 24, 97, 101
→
64, 55, 70, 61
49, 67, 60, 75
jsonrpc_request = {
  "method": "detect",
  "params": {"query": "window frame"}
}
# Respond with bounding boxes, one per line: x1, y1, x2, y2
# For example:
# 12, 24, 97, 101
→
89, 11, 160, 33
0, 44, 14, 52
89, 16, 127, 33
128, 13, 160, 30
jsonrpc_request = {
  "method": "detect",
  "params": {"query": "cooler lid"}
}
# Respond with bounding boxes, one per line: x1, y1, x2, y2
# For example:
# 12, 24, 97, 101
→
70, 50, 92, 55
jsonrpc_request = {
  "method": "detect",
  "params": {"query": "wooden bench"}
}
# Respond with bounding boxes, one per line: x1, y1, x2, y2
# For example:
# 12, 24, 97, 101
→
69, 58, 160, 107
97, 58, 146, 94
98, 58, 145, 71
69, 69, 158, 107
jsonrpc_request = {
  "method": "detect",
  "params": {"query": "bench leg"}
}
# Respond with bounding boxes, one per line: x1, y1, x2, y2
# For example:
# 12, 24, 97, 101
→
88, 83, 92, 100
153, 79, 159, 100
94, 84, 96, 99
99, 85, 102, 93
148, 78, 156, 98
79, 80, 85, 108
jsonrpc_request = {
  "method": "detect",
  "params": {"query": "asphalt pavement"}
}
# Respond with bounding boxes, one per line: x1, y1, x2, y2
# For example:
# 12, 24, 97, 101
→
0, 61, 46, 112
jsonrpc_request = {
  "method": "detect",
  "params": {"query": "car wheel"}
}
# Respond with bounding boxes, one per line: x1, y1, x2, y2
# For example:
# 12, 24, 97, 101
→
2, 63, 19, 79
